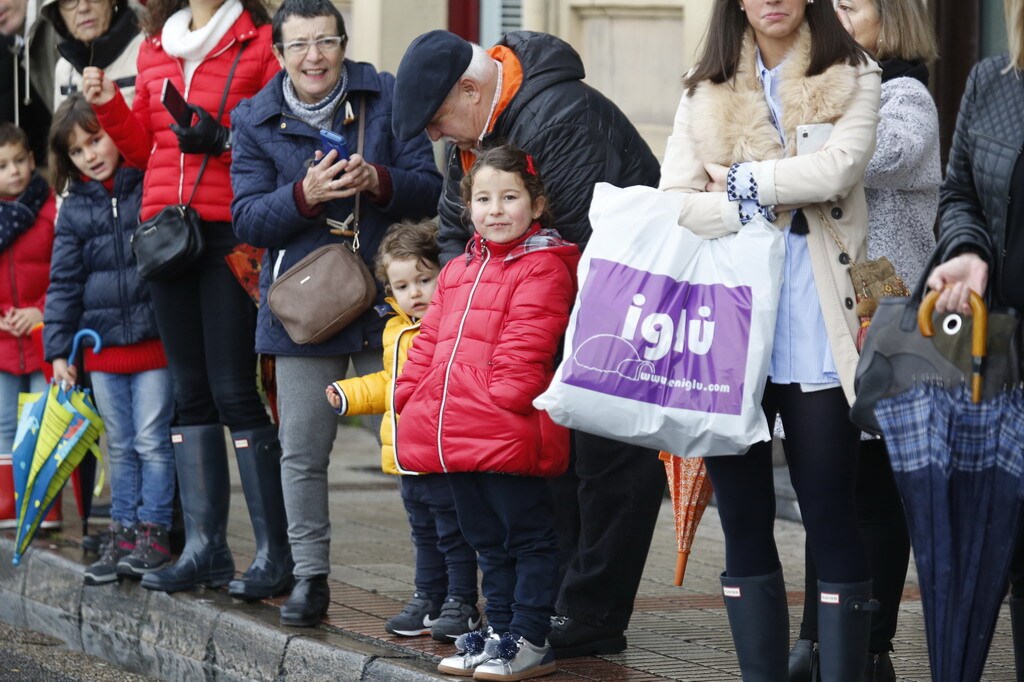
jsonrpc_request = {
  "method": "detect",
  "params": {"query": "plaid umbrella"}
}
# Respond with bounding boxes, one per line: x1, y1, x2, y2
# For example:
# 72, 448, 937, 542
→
873, 290, 1024, 682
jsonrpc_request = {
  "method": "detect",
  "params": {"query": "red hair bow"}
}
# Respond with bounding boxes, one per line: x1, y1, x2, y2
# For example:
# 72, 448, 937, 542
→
525, 154, 537, 176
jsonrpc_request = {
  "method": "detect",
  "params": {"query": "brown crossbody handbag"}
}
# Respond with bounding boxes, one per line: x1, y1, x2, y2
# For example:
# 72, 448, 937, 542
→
267, 97, 376, 345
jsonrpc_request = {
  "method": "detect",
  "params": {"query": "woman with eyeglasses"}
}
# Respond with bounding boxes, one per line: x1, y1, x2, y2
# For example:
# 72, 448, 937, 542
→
41, 0, 143, 108
229, 0, 441, 627
80, 0, 292, 600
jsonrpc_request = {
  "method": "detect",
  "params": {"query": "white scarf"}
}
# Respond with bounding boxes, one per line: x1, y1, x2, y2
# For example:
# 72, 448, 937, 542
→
161, 0, 243, 87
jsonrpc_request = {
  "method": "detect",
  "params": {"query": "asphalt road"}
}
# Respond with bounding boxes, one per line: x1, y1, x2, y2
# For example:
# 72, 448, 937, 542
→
0, 622, 153, 681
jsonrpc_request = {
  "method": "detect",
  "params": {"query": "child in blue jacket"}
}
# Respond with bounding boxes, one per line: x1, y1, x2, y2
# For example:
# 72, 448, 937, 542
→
44, 94, 174, 586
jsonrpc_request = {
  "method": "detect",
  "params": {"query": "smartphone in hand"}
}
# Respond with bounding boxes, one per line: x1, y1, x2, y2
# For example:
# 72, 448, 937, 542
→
319, 129, 350, 161
161, 79, 192, 128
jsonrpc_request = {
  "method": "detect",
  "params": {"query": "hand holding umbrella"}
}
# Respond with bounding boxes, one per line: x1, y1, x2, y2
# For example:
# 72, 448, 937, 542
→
874, 287, 1023, 681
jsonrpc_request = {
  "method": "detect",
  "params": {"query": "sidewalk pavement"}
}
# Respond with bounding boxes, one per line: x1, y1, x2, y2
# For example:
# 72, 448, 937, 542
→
0, 420, 1018, 681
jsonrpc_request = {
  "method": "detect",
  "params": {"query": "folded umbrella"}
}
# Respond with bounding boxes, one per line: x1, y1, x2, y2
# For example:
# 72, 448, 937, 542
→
659, 452, 714, 586
874, 290, 1024, 682
11, 330, 105, 565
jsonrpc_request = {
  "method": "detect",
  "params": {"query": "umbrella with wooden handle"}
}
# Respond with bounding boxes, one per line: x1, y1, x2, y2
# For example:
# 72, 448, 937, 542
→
659, 452, 714, 586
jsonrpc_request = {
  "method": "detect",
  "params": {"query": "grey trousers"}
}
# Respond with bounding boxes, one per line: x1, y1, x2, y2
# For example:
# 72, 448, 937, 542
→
276, 351, 383, 577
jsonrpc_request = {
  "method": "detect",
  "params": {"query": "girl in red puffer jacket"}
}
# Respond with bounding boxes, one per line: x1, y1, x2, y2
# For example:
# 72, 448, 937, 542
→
394, 146, 578, 680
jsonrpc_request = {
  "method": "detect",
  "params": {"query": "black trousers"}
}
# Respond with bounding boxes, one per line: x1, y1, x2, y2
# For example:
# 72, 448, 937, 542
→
705, 383, 869, 582
797, 438, 911, 653
447, 472, 559, 646
399, 474, 478, 602
553, 431, 665, 631
147, 222, 269, 432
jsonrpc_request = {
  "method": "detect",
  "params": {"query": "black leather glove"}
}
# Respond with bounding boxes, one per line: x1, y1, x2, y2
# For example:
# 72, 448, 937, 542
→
170, 103, 230, 155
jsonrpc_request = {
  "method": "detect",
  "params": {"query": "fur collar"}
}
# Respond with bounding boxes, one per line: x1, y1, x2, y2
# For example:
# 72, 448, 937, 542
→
687, 24, 859, 166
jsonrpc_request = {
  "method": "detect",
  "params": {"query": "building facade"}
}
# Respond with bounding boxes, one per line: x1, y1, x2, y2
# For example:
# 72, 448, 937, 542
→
341, 0, 1009, 163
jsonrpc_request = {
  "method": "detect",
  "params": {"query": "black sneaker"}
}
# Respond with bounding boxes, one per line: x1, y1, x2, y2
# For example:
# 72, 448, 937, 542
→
430, 595, 482, 641
547, 615, 627, 659
116, 522, 172, 577
384, 592, 441, 636
84, 523, 135, 586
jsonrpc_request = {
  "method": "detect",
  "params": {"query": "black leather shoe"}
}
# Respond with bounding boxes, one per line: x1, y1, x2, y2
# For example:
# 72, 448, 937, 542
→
280, 575, 330, 627
864, 651, 895, 682
548, 616, 626, 659
789, 638, 819, 682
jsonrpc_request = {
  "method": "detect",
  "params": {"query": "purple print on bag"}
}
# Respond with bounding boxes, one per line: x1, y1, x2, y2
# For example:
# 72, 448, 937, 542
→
564, 259, 752, 415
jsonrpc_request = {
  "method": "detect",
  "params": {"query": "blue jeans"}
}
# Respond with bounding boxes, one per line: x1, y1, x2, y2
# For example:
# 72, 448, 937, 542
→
91, 370, 176, 528
0, 371, 46, 453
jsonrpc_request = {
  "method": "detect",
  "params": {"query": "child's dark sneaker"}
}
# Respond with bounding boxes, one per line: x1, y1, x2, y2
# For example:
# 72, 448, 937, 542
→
473, 633, 556, 680
385, 592, 441, 636
116, 522, 171, 577
84, 523, 135, 586
431, 595, 482, 641
437, 627, 498, 676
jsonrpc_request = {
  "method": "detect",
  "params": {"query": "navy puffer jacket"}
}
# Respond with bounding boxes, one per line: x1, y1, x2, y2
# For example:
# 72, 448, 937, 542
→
231, 62, 442, 357
43, 166, 157, 360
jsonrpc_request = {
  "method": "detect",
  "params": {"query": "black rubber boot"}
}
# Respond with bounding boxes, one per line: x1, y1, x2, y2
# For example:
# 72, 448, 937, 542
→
720, 569, 789, 681
817, 580, 879, 682
227, 426, 294, 600
863, 650, 895, 682
280, 575, 330, 627
141, 424, 235, 592
788, 638, 819, 682
1011, 596, 1024, 682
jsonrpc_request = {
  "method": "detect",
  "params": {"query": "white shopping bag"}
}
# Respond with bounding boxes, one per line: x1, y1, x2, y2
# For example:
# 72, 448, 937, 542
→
534, 183, 785, 458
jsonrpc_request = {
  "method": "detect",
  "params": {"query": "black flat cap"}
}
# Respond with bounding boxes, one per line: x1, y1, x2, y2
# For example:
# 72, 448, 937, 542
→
392, 30, 473, 141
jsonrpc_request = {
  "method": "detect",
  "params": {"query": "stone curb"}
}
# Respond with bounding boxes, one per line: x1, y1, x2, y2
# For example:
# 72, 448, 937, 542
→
0, 537, 443, 681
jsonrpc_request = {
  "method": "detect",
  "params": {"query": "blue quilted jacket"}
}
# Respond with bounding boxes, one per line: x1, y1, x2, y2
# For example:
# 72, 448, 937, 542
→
231, 63, 442, 357
43, 166, 158, 360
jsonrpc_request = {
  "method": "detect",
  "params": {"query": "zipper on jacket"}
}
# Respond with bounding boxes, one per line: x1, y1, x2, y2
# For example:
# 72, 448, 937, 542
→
111, 194, 132, 341
390, 323, 420, 475
435, 246, 491, 473
177, 60, 188, 204
175, 38, 238, 204
6, 253, 25, 372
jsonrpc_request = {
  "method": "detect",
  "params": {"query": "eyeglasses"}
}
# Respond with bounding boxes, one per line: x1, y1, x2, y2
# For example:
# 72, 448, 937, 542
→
276, 36, 346, 57
57, 0, 106, 11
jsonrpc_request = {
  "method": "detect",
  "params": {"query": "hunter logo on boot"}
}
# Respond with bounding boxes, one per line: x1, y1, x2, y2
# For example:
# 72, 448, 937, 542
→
820, 592, 840, 604
723, 587, 742, 598
233, 439, 249, 448
171, 434, 184, 444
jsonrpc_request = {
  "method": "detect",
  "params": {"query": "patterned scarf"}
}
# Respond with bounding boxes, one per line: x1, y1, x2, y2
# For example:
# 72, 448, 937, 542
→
282, 65, 348, 132
0, 173, 50, 254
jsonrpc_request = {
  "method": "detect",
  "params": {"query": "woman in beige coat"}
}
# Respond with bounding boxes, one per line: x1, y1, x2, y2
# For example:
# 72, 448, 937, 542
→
659, 0, 881, 679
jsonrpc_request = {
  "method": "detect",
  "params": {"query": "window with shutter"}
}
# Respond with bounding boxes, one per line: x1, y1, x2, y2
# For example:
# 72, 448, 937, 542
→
480, 0, 523, 47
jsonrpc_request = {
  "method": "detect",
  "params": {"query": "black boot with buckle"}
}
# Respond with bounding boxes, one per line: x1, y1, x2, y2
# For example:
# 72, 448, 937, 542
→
817, 580, 879, 682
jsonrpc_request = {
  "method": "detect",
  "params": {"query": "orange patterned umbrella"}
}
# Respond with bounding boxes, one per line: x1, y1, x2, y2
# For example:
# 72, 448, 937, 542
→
660, 452, 714, 586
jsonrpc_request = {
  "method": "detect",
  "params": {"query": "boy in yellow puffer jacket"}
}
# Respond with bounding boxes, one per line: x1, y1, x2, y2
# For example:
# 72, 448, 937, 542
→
325, 220, 479, 641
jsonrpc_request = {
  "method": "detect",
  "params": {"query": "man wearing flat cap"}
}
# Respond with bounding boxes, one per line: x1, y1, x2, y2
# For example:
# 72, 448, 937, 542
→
393, 28, 663, 660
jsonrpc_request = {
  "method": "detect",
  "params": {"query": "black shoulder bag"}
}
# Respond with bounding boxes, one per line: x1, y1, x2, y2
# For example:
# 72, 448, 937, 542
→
132, 42, 247, 281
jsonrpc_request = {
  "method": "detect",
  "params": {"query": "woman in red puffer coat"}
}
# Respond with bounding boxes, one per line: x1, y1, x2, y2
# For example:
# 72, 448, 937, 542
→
394, 146, 577, 679
80, 0, 290, 600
